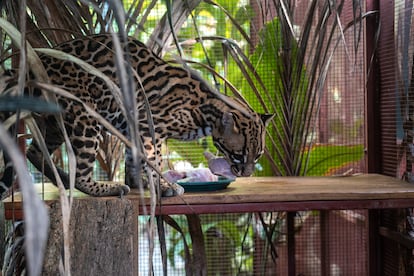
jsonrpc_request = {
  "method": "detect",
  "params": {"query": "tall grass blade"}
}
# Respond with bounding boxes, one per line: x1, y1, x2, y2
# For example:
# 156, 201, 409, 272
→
0, 123, 49, 276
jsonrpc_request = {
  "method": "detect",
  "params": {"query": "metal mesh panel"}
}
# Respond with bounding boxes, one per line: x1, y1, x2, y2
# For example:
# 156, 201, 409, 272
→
378, 1, 414, 274
139, 211, 368, 275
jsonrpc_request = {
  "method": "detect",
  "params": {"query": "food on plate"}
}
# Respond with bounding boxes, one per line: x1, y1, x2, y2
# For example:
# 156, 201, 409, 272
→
204, 152, 236, 180
162, 152, 237, 183
163, 168, 218, 183
162, 170, 186, 183
181, 168, 218, 182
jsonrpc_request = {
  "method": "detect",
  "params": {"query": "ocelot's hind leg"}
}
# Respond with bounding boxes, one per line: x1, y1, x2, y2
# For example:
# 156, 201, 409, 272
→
65, 108, 130, 197
30, 105, 130, 197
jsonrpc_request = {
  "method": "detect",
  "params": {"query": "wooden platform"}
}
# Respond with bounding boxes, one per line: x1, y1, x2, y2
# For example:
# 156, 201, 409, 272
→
4, 174, 414, 218
3, 173, 414, 275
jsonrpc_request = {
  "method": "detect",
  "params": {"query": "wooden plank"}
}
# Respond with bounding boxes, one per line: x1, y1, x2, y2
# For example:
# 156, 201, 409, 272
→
4, 174, 414, 218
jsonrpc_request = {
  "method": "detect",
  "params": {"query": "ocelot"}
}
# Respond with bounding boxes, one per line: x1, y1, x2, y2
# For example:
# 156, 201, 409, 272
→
0, 34, 273, 197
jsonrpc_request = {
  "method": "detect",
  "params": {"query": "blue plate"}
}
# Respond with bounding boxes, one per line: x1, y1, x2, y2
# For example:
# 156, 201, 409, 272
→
177, 177, 234, 192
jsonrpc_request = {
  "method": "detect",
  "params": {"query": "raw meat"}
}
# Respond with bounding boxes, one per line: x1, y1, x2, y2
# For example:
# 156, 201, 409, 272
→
162, 170, 186, 183
204, 152, 236, 180
182, 168, 218, 182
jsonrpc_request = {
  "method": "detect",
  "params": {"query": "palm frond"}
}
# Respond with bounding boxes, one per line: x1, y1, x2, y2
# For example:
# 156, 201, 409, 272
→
148, 0, 201, 54
0, 123, 49, 276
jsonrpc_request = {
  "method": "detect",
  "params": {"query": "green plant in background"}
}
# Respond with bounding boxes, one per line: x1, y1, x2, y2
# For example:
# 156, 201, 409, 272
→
165, 0, 366, 178
178, 0, 252, 67
162, 211, 283, 275
223, 1, 367, 177
164, 138, 217, 169
165, 213, 256, 274
162, 0, 255, 164
233, 17, 310, 176
304, 144, 364, 176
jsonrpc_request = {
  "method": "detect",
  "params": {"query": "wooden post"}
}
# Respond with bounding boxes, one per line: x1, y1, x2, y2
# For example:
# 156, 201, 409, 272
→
42, 197, 135, 275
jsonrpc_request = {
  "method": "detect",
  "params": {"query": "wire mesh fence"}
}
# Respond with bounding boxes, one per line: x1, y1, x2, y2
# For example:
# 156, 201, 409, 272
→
139, 210, 368, 275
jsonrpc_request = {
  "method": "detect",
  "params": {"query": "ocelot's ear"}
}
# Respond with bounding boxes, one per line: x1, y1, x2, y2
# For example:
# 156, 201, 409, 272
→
220, 112, 238, 135
260, 113, 274, 126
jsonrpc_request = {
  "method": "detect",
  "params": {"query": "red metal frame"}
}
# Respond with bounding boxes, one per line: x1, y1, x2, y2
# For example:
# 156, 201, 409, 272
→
137, 198, 414, 216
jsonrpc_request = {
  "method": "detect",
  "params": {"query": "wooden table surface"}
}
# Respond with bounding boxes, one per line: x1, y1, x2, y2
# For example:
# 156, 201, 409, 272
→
4, 174, 414, 217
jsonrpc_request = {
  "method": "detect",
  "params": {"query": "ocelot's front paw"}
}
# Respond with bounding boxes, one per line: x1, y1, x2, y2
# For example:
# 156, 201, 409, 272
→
160, 182, 185, 197
113, 184, 131, 197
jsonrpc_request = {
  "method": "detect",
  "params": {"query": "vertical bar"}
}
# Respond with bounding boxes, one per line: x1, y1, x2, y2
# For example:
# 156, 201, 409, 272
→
366, 0, 397, 274
0, 202, 5, 268
133, 201, 139, 275
368, 210, 381, 276
365, 0, 381, 174
320, 211, 329, 276
287, 212, 296, 276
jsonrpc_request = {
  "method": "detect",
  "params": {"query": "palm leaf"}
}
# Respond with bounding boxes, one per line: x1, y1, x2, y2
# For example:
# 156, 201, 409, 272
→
0, 123, 49, 276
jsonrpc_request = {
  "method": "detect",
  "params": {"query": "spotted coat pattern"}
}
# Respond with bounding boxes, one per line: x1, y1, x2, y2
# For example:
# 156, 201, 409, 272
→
2, 34, 273, 197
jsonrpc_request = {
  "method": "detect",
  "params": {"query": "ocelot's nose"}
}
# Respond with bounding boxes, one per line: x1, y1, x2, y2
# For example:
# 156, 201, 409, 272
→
231, 166, 242, 177
231, 164, 254, 177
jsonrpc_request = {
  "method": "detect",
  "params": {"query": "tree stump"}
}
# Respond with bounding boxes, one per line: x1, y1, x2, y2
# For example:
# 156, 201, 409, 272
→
43, 197, 136, 275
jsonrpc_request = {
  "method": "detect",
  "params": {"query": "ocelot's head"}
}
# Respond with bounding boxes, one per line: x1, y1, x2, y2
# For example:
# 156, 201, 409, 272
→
212, 111, 273, 177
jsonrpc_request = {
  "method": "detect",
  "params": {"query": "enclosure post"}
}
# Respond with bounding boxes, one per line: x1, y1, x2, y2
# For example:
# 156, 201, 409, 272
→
320, 211, 329, 276
365, 0, 381, 174
133, 200, 139, 275
368, 210, 381, 276
365, 2, 383, 272
287, 212, 296, 276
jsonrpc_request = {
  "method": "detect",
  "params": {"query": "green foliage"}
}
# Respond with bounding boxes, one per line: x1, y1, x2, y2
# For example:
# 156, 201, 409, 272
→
166, 214, 256, 273
163, 1, 254, 168
165, 137, 216, 168
227, 17, 309, 176
237, 18, 284, 113
303, 144, 364, 176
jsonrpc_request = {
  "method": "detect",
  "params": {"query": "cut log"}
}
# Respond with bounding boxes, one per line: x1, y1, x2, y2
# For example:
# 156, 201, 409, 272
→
43, 197, 135, 275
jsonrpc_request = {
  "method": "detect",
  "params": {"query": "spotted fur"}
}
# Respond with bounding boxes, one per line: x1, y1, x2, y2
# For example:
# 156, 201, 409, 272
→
1, 34, 273, 197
